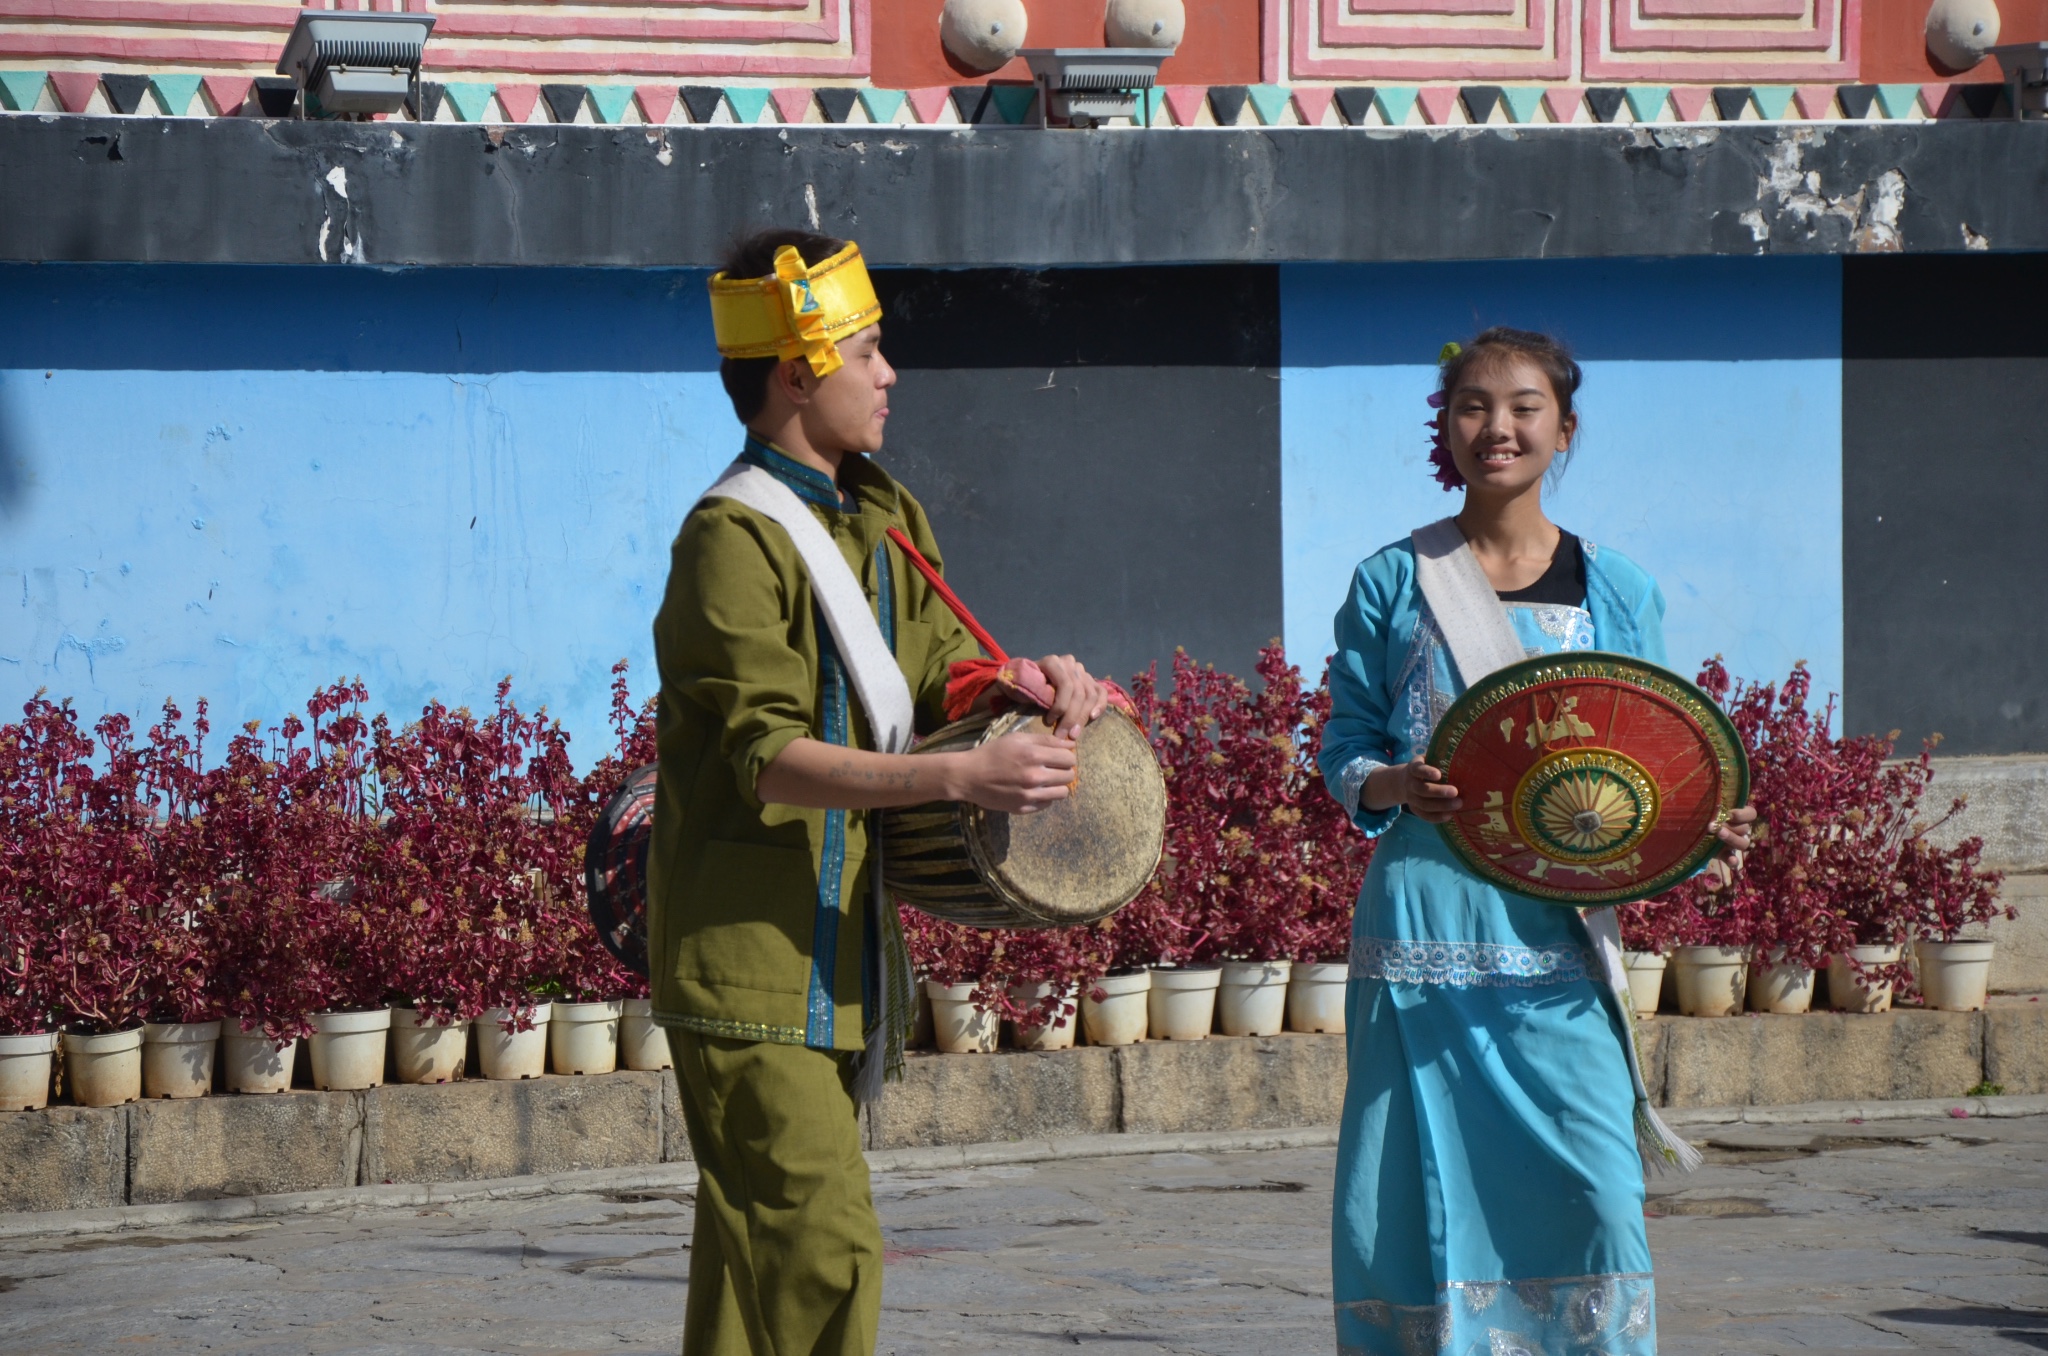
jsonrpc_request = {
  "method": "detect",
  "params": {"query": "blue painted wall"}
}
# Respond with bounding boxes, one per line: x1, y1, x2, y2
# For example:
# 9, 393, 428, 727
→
4, 258, 1853, 765
1, 264, 727, 762
1280, 258, 1844, 700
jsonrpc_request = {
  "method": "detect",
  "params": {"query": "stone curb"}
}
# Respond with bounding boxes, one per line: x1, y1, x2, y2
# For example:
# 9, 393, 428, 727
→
1659, 1092, 2048, 1127
6, 1101, 2042, 1241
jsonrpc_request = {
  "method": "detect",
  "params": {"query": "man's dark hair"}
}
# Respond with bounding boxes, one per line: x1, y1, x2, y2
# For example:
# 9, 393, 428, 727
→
717, 228, 849, 424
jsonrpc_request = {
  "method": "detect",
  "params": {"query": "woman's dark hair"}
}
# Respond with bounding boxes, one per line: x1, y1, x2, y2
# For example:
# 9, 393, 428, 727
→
717, 228, 849, 423
1437, 326, 1583, 424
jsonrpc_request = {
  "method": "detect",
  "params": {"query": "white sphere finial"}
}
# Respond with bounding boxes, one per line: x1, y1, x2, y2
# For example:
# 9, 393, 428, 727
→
1105, 0, 1185, 49
1924, 0, 2001, 71
941, 0, 1028, 72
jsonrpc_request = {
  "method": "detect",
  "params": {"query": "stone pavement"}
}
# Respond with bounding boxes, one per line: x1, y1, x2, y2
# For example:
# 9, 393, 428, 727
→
1, 1113, 2043, 1355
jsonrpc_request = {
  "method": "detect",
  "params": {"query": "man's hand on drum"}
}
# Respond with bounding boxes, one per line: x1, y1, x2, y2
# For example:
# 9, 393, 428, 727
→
1033, 654, 1109, 741
1362, 757, 1463, 823
1704, 804, 1758, 891
953, 729, 1078, 816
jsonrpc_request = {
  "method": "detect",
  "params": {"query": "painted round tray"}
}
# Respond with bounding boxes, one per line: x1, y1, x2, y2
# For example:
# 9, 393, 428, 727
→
1424, 652, 1748, 907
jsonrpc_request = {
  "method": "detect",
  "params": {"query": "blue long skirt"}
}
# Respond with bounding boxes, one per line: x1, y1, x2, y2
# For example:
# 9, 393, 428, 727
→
1332, 823, 1657, 1356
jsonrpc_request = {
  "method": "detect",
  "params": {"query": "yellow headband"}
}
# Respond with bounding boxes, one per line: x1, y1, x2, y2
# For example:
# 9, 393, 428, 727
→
708, 242, 882, 378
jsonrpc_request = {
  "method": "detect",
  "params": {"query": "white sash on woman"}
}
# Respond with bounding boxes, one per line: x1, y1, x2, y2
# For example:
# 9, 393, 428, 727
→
1410, 516, 1701, 1175
699, 462, 916, 1103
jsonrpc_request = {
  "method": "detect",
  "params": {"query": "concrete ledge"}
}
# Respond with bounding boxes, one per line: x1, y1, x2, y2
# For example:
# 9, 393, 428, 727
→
3, 1005, 2041, 1215
130, 1088, 362, 1205
361, 1072, 671, 1184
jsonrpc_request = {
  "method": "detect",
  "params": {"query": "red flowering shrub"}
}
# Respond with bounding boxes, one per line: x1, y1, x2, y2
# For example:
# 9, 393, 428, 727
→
1622, 660, 2008, 997
196, 685, 378, 1038
1121, 645, 1370, 966
0, 696, 211, 1033
902, 646, 1370, 1027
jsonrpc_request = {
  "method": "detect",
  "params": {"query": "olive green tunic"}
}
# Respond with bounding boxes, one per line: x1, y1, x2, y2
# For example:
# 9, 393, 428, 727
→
647, 440, 979, 1052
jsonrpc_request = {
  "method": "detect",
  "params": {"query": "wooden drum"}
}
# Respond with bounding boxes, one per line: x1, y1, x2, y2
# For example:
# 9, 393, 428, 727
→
880, 707, 1167, 929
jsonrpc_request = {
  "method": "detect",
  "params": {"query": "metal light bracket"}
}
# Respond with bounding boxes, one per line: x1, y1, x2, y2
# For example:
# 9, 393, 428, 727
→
1990, 42, 2048, 119
1020, 48, 1174, 129
277, 9, 437, 120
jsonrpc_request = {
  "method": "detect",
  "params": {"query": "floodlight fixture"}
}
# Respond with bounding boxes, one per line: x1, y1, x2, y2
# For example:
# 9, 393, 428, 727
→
1990, 42, 2048, 118
1020, 48, 1174, 129
276, 9, 436, 119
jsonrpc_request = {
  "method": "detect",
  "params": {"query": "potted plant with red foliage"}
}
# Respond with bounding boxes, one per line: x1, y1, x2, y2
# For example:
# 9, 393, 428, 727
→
1659, 660, 1855, 1016
0, 702, 64, 1110
197, 685, 380, 1091
905, 912, 999, 1053
1895, 779, 2008, 1011
0, 887, 57, 1110
1614, 891, 1690, 1017
5, 698, 171, 1105
373, 680, 567, 1081
132, 699, 222, 1100
1820, 737, 2007, 1013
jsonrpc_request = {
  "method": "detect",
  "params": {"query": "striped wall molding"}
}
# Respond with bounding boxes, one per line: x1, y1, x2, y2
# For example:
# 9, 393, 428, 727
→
0, 72, 2014, 125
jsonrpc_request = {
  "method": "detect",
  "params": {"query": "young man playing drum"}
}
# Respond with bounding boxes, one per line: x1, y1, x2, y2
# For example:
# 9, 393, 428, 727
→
648, 228, 1110, 1356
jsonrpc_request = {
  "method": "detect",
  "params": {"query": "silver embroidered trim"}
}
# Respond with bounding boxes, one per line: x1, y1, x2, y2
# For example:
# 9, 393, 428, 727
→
1505, 602, 1595, 650
1337, 1273, 1654, 1356
1349, 936, 1595, 988
1339, 756, 1390, 818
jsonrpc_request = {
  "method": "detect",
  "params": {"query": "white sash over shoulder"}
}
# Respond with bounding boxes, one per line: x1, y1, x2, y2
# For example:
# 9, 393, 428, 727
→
1409, 516, 1701, 1176
698, 461, 914, 1103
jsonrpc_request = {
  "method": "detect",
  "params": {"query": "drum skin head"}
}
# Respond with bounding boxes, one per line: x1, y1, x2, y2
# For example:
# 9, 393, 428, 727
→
963, 707, 1168, 924
884, 706, 1167, 929
1425, 652, 1748, 907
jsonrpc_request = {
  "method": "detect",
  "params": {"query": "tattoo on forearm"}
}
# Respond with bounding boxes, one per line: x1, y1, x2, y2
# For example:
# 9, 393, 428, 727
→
825, 759, 917, 791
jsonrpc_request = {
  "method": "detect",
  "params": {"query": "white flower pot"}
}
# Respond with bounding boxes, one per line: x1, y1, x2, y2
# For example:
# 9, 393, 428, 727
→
1828, 945, 1901, 1013
308, 1007, 391, 1090
1147, 964, 1221, 1041
926, 979, 997, 1054
142, 1020, 221, 1099
1286, 961, 1348, 1033
619, 999, 673, 1071
1671, 945, 1748, 1018
1080, 970, 1151, 1046
1218, 960, 1291, 1037
1621, 951, 1669, 1018
1008, 983, 1077, 1051
1914, 938, 1995, 1012
391, 1008, 471, 1084
550, 1000, 623, 1075
0, 1032, 58, 1111
62, 1027, 144, 1107
223, 1022, 298, 1094
478, 1004, 552, 1080
1747, 959, 1816, 1014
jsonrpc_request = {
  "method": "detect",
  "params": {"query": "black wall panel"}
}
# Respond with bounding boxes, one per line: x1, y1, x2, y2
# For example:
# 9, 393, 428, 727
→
870, 266, 1283, 689
1843, 254, 2048, 754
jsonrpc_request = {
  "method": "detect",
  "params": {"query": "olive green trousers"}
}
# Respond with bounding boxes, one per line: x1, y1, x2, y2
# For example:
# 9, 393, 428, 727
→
667, 1029, 882, 1356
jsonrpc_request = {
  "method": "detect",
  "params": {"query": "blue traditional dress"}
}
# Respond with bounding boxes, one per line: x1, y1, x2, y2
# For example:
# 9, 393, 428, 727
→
1318, 532, 1671, 1356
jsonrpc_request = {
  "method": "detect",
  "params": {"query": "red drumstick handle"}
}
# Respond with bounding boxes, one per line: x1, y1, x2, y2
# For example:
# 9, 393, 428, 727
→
885, 526, 1009, 663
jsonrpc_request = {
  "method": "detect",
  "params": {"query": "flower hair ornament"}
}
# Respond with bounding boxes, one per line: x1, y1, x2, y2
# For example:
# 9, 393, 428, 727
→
1425, 341, 1464, 492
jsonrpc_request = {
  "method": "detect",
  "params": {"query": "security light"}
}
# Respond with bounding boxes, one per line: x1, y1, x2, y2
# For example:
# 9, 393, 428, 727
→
276, 9, 436, 119
1020, 48, 1174, 129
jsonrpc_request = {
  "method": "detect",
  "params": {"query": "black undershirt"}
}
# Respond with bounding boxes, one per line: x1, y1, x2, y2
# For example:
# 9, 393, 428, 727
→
1495, 530, 1587, 607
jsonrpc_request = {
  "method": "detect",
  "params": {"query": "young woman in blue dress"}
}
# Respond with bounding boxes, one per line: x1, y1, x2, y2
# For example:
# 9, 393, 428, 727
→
1317, 328, 1756, 1356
